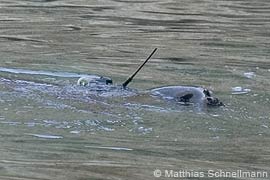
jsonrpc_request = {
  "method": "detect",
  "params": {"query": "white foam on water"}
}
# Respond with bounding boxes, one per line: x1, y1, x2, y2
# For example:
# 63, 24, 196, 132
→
231, 87, 251, 95
243, 72, 256, 79
70, 130, 80, 134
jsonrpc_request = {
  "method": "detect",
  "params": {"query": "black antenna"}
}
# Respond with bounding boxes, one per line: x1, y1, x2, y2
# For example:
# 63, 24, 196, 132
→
122, 48, 157, 88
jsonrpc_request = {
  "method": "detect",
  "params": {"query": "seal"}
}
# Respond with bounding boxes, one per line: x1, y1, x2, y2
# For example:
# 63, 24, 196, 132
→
151, 86, 224, 106
76, 48, 223, 107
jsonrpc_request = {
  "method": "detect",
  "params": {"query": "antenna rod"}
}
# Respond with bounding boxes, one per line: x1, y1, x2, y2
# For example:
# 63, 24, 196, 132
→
122, 48, 157, 88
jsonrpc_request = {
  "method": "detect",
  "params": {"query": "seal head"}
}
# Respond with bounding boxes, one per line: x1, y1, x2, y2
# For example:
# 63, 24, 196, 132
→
203, 89, 224, 106
151, 86, 224, 107
206, 97, 224, 106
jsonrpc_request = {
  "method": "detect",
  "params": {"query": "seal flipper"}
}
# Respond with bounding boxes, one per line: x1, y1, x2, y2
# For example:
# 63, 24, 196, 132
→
178, 93, 193, 103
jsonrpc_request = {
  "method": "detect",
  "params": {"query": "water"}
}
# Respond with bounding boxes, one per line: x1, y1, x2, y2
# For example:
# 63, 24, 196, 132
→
0, 0, 270, 179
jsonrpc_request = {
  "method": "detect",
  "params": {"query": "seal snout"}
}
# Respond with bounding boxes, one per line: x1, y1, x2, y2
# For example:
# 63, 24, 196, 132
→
206, 97, 224, 106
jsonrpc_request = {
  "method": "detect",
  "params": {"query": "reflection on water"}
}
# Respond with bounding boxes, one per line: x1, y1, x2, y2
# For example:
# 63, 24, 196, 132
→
26, 133, 63, 139
0, 67, 95, 78
0, 0, 270, 179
